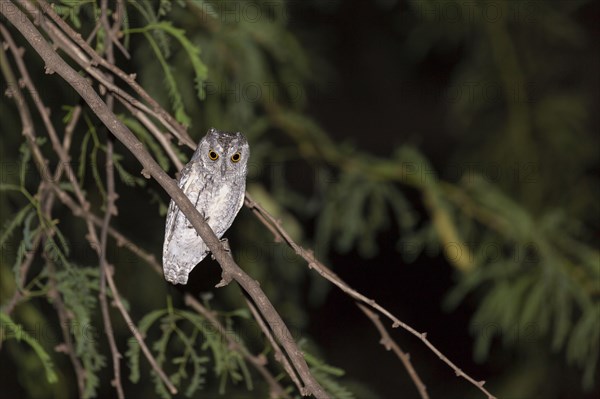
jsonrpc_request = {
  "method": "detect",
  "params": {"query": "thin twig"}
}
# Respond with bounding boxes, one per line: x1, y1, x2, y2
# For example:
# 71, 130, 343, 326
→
35, 0, 193, 148
97, 1, 125, 396
0, 25, 42, 307
0, 233, 40, 316
0, 29, 86, 393
104, 261, 178, 394
3, 4, 324, 396
244, 296, 306, 395
0, 34, 176, 397
184, 294, 292, 399
357, 303, 429, 399
48, 184, 162, 275
117, 97, 185, 171
244, 193, 497, 399
46, 258, 87, 397
44, 177, 290, 398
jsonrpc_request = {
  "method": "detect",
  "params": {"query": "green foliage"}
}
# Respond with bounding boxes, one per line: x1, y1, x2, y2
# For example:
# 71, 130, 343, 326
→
55, 267, 106, 398
305, 351, 355, 399
142, 30, 192, 126
0, 312, 58, 384
0, 204, 34, 258
125, 301, 254, 398
1, 0, 597, 398
443, 176, 599, 388
125, 16, 209, 126
120, 115, 170, 172
12, 212, 40, 290
316, 172, 417, 258
144, 22, 208, 100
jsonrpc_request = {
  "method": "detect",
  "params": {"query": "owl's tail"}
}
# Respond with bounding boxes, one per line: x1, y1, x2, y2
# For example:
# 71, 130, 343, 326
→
163, 261, 190, 285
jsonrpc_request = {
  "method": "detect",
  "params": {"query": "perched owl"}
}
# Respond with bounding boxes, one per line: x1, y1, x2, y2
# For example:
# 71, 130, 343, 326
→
162, 128, 249, 285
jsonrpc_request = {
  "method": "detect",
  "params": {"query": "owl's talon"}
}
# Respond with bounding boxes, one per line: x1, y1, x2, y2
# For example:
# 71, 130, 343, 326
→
220, 237, 231, 253
210, 238, 231, 260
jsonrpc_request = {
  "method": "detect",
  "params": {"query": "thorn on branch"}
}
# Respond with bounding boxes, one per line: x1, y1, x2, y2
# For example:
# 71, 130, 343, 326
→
380, 338, 392, 350
215, 272, 233, 288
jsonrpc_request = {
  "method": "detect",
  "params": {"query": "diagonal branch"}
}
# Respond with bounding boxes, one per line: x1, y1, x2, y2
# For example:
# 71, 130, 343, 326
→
244, 193, 497, 399
243, 296, 306, 395
184, 294, 292, 399
33, 0, 193, 148
1, 3, 328, 398
97, 1, 124, 397
0, 25, 86, 395
357, 304, 429, 399
44, 179, 293, 398
1, 16, 177, 394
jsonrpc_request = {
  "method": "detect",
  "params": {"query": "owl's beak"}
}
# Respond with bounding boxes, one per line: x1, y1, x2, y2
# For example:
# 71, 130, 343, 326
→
220, 162, 228, 178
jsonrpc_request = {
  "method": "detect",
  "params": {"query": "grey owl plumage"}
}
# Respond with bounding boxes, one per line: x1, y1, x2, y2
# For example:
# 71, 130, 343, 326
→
162, 128, 249, 285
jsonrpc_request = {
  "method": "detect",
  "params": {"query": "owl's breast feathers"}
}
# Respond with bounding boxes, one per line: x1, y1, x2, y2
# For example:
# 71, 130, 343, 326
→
162, 165, 246, 285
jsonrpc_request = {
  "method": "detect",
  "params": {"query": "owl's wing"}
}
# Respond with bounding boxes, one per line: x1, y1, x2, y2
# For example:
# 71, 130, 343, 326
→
164, 165, 196, 244
235, 185, 246, 219
163, 164, 210, 285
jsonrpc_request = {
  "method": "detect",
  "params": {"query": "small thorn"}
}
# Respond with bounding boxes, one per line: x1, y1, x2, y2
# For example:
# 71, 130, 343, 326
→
215, 272, 232, 288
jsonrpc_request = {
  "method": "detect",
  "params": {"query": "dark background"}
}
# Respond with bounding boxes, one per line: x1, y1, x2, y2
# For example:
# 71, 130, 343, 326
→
1, 1, 598, 398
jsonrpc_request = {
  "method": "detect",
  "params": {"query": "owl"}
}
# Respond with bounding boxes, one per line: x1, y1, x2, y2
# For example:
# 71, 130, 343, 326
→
162, 128, 249, 285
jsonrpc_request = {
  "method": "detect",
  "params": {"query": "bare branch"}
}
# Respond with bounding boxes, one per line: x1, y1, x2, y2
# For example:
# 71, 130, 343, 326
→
357, 304, 429, 399
244, 296, 306, 395
0, 29, 86, 393
97, 1, 124, 396
244, 193, 497, 399
184, 294, 292, 399
35, 0, 194, 148
2, 3, 327, 397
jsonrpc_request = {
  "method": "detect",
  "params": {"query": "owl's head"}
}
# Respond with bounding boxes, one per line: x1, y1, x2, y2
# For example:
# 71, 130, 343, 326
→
192, 128, 250, 179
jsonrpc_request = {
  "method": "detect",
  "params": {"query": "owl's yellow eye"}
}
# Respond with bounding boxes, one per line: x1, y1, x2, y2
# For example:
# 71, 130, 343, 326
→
231, 152, 241, 163
208, 150, 219, 160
